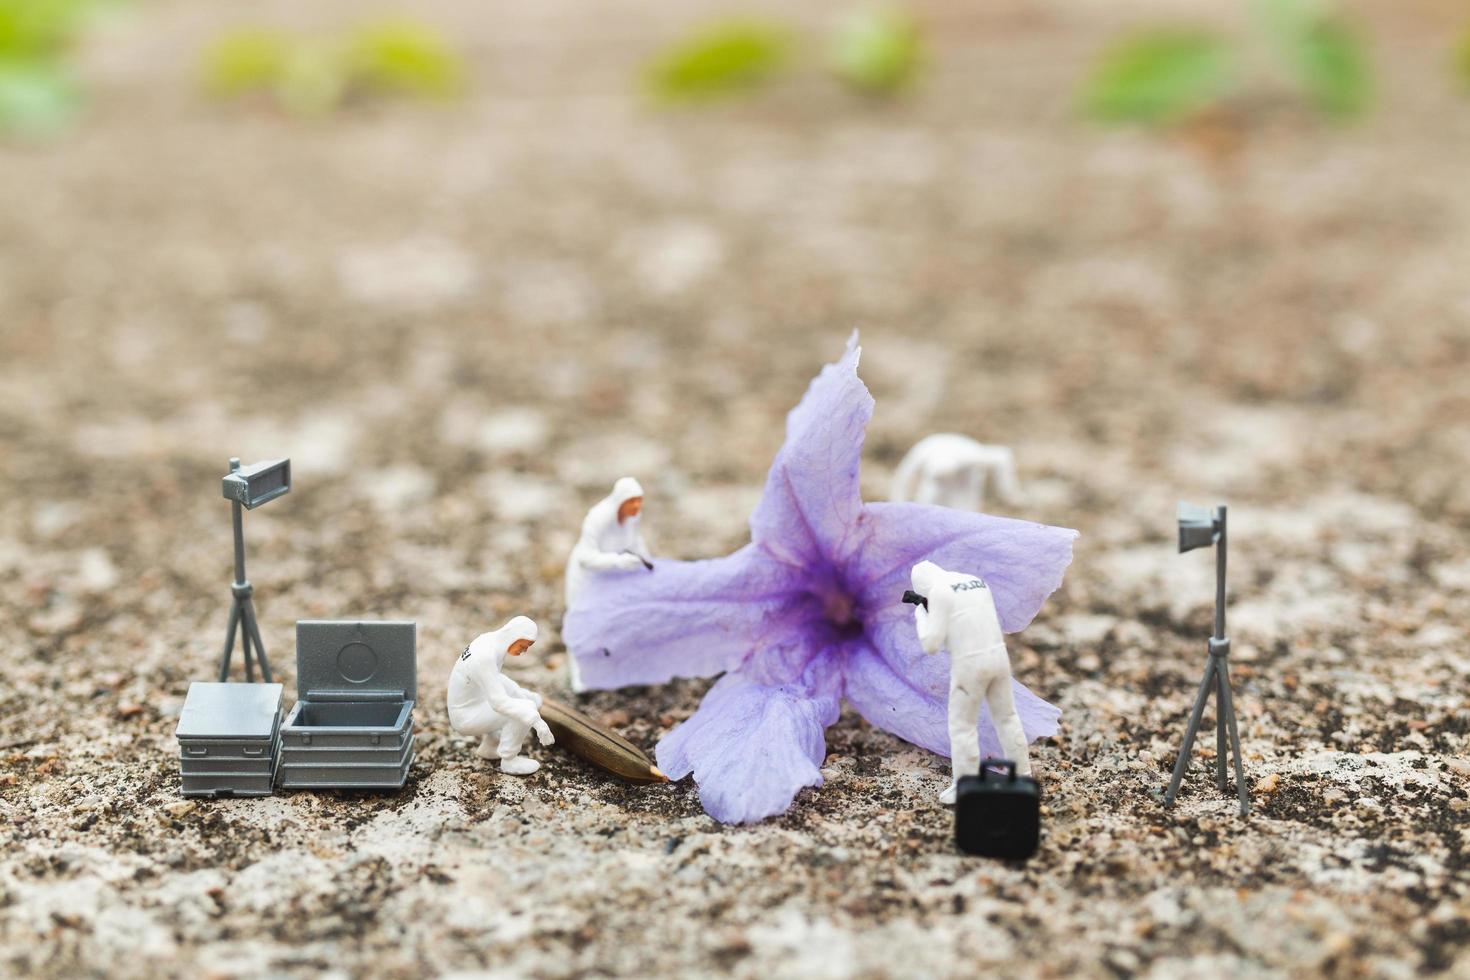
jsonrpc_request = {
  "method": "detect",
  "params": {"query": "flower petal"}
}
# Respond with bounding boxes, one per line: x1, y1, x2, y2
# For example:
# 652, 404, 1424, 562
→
564, 544, 806, 690
843, 637, 1061, 759
748, 332, 874, 568
657, 672, 840, 825
851, 501, 1077, 634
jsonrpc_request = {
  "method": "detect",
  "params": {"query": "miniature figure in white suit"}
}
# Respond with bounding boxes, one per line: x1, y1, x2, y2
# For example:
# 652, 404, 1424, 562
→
911, 560, 1031, 804
564, 477, 653, 691
891, 434, 1021, 511
447, 616, 554, 775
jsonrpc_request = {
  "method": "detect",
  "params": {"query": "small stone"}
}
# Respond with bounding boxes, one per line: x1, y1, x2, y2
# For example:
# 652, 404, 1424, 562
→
1255, 773, 1280, 794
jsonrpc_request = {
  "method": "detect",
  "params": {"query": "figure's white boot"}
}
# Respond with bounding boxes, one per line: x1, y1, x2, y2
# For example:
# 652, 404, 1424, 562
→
475, 735, 500, 760
500, 755, 540, 776
940, 781, 958, 806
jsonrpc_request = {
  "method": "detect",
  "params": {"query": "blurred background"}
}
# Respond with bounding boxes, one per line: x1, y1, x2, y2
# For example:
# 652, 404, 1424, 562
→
2, 0, 1469, 975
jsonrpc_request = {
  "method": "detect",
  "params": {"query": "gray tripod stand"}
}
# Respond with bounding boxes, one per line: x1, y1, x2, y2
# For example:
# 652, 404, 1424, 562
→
1163, 503, 1249, 817
217, 457, 291, 683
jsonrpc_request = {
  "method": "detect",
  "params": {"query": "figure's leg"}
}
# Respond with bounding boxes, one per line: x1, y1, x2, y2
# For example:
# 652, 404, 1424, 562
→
961, 464, 985, 511
916, 470, 942, 507
993, 447, 1022, 506
890, 446, 922, 503
498, 718, 540, 775
568, 653, 586, 694
986, 672, 1032, 777
448, 702, 506, 758
945, 662, 985, 804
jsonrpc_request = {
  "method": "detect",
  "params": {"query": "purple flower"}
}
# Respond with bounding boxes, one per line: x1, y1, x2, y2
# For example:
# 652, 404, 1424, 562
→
565, 335, 1077, 824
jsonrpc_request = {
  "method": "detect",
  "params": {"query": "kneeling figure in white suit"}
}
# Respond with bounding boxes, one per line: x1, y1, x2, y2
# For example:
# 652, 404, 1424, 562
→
448, 616, 554, 775
911, 560, 1031, 804
891, 434, 1021, 511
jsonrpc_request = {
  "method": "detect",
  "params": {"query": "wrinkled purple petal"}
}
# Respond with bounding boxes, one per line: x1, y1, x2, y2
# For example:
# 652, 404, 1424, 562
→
565, 544, 806, 690
843, 636, 1061, 758
851, 501, 1077, 634
748, 333, 873, 568
657, 672, 840, 825
842, 639, 949, 756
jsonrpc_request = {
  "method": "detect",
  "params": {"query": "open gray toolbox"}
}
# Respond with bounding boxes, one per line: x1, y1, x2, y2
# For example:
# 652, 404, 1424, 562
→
277, 620, 416, 790
175, 682, 283, 798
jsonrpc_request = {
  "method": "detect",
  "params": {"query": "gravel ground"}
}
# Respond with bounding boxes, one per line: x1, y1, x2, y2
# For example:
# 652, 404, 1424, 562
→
1, 1, 1468, 977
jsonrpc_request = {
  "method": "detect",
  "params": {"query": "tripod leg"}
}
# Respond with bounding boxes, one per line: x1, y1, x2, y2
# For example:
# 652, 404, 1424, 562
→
1218, 658, 1250, 817
1164, 657, 1217, 807
241, 598, 273, 684
218, 601, 241, 682
243, 615, 255, 682
1215, 668, 1229, 792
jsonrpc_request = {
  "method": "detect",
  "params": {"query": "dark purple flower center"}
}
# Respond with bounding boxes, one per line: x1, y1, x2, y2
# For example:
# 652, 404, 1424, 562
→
809, 574, 865, 644
822, 589, 855, 627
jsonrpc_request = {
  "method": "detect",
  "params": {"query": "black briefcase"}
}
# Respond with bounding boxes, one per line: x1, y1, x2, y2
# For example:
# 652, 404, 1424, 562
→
954, 759, 1040, 860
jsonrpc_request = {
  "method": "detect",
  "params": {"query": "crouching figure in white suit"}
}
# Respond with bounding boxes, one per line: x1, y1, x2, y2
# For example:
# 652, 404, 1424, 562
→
448, 616, 554, 775
564, 476, 653, 692
891, 434, 1020, 511
911, 560, 1031, 804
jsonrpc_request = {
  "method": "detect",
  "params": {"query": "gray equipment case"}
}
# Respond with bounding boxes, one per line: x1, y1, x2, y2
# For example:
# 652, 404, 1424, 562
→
176, 682, 283, 798
277, 620, 416, 790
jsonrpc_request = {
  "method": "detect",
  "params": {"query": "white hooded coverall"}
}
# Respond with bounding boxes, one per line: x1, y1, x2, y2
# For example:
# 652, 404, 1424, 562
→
447, 617, 553, 775
890, 434, 1020, 512
564, 476, 652, 691
911, 560, 1031, 804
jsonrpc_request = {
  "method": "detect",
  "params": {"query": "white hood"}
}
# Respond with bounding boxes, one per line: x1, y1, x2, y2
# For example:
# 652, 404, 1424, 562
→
610, 476, 644, 519
471, 616, 539, 669
911, 560, 943, 596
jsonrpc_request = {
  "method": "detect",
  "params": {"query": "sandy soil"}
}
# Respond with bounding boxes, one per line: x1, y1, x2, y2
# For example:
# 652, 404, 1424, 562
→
1, 1, 1468, 977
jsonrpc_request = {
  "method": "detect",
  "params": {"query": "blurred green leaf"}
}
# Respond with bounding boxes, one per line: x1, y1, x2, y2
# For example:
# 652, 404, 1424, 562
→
1083, 31, 1234, 124
200, 28, 292, 99
1288, 19, 1370, 118
829, 7, 923, 96
645, 19, 792, 102
1256, 0, 1370, 119
201, 17, 465, 117
0, 0, 99, 61
345, 17, 464, 99
0, 60, 77, 136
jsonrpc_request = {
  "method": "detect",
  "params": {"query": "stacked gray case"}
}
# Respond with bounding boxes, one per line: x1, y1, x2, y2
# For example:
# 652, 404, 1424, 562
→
176, 682, 283, 798
277, 620, 416, 790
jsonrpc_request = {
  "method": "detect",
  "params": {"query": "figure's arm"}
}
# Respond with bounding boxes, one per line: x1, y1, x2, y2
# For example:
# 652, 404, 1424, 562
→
501, 674, 543, 708
577, 547, 624, 571
578, 543, 643, 571
479, 662, 540, 724
916, 586, 949, 655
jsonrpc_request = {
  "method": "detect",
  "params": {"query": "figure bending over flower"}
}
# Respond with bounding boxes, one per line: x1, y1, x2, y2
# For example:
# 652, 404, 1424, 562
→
565, 334, 1076, 824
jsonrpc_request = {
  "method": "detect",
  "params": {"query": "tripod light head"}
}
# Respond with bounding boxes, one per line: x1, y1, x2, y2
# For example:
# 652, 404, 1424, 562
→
1177, 502, 1220, 554
222, 458, 292, 510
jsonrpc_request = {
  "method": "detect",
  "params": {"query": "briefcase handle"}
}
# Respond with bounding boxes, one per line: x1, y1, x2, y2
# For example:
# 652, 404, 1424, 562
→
980, 758, 1017, 782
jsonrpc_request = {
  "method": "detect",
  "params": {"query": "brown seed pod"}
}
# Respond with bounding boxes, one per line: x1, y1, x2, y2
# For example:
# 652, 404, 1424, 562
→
539, 697, 669, 785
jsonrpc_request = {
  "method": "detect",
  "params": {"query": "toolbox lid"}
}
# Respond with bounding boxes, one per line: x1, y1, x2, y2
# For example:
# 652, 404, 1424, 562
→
176, 682, 283, 740
295, 620, 417, 702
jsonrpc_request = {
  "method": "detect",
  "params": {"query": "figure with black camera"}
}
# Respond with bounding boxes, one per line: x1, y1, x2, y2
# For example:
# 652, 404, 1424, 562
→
907, 560, 1032, 805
